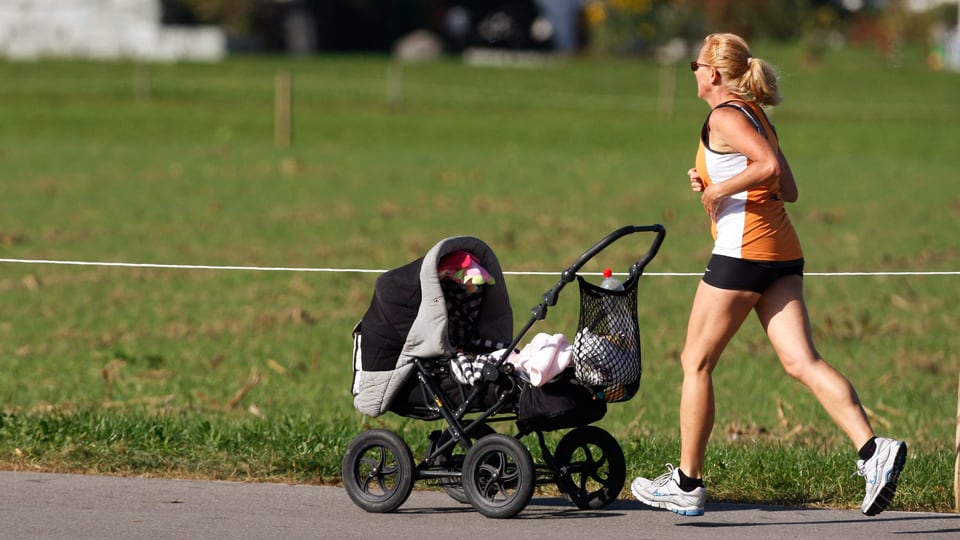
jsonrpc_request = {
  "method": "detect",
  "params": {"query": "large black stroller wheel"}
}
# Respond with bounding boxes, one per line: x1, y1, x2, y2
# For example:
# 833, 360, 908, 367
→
462, 433, 535, 518
342, 429, 415, 513
426, 423, 497, 504
553, 425, 626, 510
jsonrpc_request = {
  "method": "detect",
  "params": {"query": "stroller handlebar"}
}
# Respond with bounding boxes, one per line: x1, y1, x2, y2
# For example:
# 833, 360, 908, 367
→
535, 223, 665, 310
565, 224, 666, 281
546, 224, 666, 305
498, 224, 666, 368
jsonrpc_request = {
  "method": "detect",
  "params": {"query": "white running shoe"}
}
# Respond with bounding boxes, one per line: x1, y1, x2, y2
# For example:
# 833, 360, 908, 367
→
857, 437, 907, 516
631, 464, 705, 516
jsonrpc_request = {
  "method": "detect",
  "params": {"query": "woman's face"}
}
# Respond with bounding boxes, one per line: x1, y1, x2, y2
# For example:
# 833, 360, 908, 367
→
692, 45, 712, 100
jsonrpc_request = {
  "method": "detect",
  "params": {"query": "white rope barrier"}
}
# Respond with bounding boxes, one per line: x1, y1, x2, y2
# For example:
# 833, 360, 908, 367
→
1, 258, 957, 277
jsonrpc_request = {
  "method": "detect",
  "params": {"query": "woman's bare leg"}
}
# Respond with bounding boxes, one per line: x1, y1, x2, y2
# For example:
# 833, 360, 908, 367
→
678, 281, 758, 478
755, 275, 874, 449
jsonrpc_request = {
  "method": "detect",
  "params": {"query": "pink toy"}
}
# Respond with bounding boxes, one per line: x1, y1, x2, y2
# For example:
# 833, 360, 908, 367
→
438, 251, 496, 292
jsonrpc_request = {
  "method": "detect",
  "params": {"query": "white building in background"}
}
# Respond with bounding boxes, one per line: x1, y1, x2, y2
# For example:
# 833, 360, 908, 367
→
0, 0, 225, 61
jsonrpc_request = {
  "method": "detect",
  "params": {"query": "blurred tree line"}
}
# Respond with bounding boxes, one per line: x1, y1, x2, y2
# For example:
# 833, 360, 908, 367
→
161, 0, 957, 58
582, 0, 956, 60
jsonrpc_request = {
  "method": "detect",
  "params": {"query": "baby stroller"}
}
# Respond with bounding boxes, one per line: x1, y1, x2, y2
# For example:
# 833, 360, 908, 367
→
345, 225, 666, 518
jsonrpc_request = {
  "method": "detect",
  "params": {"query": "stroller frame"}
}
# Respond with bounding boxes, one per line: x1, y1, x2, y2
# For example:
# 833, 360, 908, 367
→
343, 225, 666, 518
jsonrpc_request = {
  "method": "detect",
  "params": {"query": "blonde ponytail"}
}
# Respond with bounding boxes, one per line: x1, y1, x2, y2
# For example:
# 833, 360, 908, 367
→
703, 33, 782, 106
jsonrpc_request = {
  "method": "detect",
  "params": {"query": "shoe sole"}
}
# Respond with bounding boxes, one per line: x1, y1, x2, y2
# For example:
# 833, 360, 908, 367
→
631, 483, 705, 517
863, 442, 908, 516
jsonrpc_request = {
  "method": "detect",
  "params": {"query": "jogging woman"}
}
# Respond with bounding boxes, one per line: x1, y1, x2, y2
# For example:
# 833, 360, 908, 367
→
630, 33, 907, 517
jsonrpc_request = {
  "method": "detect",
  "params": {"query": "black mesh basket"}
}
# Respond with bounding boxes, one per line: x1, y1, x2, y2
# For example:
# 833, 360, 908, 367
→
572, 275, 641, 402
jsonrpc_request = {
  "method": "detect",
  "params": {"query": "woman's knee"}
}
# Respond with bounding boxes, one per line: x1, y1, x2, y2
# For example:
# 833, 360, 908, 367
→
779, 353, 821, 382
681, 349, 718, 376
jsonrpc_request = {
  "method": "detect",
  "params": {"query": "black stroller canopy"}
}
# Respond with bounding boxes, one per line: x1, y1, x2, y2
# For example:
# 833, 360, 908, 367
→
353, 236, 513, 417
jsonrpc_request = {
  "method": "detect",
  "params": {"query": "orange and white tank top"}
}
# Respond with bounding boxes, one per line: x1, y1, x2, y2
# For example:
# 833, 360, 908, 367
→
694, 101, 803, 262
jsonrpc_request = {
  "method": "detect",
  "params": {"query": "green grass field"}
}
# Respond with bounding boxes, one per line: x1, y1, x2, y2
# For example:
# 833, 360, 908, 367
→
1, 41, 958, 512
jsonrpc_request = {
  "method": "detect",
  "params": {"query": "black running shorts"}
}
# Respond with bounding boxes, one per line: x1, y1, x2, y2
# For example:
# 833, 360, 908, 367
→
702, 254, 804, 294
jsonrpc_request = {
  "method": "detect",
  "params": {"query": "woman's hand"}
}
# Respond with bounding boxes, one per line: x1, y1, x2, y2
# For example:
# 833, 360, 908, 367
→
688, 168, 705, 192
689, 168, 720, 220
701, 184, 722, 221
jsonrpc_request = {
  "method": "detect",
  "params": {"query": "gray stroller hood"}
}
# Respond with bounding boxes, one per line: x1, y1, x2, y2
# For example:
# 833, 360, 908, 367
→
351, 236, 513, 417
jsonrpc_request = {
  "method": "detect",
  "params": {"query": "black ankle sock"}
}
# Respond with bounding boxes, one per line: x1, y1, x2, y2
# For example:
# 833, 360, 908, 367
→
858, 437, 877, 461
677, 468, 705, 492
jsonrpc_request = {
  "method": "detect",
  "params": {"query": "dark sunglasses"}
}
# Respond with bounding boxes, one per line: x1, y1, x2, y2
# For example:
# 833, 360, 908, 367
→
690, 61, 711, 71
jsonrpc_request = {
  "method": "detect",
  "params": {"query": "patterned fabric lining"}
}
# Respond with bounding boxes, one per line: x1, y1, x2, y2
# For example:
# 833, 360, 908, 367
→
440, 277, 485, 350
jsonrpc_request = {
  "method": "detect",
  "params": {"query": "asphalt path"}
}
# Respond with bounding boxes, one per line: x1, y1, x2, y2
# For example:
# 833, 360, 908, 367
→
1, 471, 958, 539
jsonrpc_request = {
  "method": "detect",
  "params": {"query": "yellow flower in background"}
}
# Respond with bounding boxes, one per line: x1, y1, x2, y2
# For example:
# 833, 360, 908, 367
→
586, 0, 656, 27
584, 1, 607, 25
639, 22, 657, 41
584, 0, 698, 55
611, 0, 652, 14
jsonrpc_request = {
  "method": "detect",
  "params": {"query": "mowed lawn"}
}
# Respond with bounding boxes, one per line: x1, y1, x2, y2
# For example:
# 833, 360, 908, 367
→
0, 42, 958, 511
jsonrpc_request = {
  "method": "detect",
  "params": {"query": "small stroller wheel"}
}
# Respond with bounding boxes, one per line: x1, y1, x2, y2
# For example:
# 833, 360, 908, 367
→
462, 433, 535, 518
425, 423, 497, 504
341, 429, 415, 513
553, 425, 626, 509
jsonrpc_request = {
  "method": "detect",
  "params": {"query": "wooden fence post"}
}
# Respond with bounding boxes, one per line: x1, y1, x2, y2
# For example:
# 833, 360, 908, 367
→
133, 63, 150, 102
954, 370, 959, 512
657, 63, 675, 120
275, 70, 293, 148
387, 61, 404, 109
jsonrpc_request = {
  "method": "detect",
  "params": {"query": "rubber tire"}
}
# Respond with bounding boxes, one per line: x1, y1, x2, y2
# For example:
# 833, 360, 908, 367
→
553, 425, 626, 509
341, 429, 415, 513
462, 433, 536, 518
426, 423, 497, 504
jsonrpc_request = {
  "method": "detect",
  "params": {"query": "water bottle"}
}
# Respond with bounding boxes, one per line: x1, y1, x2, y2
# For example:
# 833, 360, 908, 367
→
599, 268, 629, 344
596, 267, 638, 391
600, 268, 624, 291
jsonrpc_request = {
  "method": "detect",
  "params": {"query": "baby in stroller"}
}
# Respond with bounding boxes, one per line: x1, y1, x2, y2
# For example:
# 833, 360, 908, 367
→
346, 226, 665, 518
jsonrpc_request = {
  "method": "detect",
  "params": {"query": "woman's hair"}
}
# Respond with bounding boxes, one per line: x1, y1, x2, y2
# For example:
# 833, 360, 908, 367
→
702, 33, 782, 106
